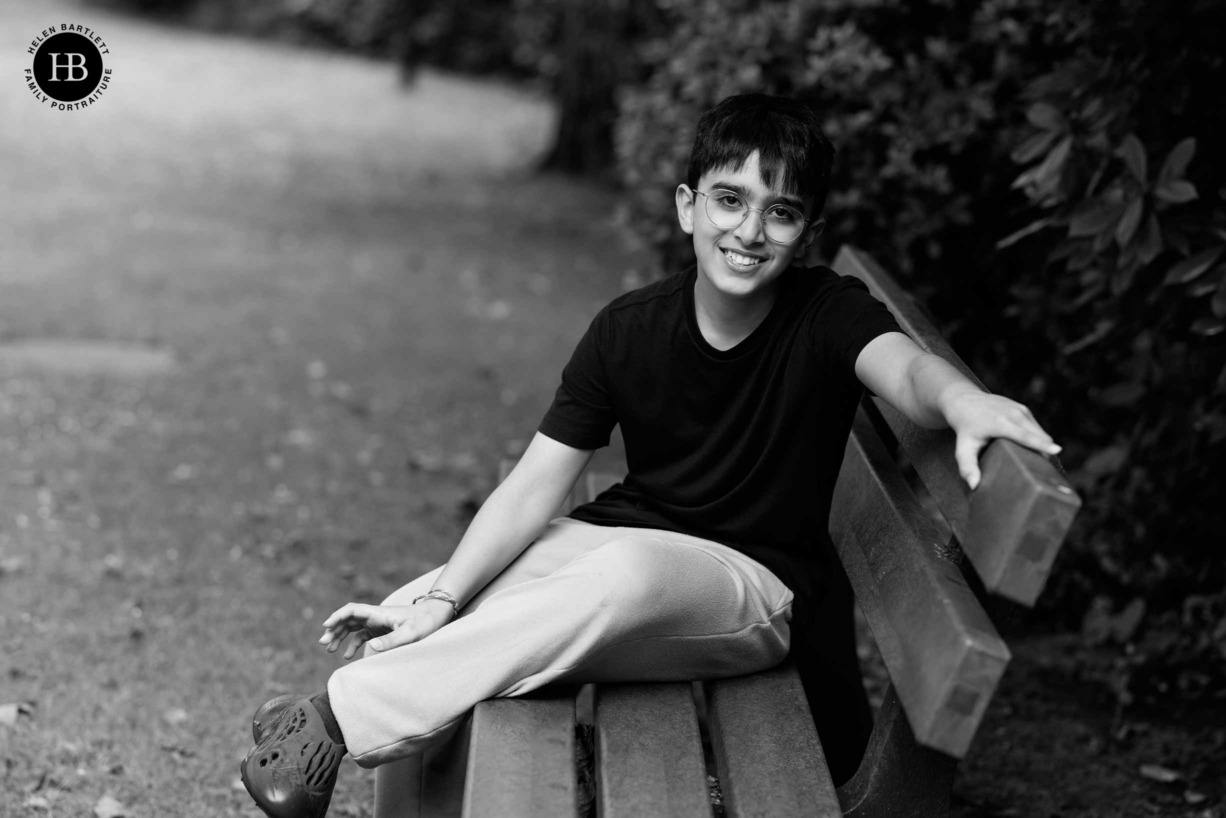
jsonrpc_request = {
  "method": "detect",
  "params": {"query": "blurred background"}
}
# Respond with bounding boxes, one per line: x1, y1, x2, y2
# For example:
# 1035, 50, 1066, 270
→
1, 0, 1222, 815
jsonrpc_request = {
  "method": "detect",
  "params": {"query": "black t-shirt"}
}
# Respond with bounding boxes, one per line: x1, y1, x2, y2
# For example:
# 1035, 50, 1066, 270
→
538, 264, 901, 622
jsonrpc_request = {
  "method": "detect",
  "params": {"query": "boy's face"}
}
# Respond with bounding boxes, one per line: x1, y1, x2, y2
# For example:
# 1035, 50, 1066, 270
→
676, 151, 823, 303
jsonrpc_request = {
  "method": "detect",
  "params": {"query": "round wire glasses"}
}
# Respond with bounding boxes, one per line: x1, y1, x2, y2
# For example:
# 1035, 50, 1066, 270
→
695, 189, 808, 244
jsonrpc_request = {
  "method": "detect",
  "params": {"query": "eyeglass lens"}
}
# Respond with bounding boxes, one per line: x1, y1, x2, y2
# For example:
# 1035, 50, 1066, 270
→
704, 191, 804, 243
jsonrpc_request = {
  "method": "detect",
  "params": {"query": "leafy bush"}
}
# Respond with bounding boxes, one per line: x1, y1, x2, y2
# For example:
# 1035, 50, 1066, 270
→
991, 0, 1226, 700
617, 0, 1226, 695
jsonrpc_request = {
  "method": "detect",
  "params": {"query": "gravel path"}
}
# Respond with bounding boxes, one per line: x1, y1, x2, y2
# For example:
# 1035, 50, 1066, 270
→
1, 3, 638, 815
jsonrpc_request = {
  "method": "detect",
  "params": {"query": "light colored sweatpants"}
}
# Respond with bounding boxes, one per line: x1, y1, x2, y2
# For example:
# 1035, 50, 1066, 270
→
326, 517, 794, 817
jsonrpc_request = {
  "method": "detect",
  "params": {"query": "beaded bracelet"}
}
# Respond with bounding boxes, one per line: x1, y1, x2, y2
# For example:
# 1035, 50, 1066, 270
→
412, 588, 460, 617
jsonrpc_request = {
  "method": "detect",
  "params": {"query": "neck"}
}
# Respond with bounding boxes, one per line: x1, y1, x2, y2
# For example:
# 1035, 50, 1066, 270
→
693, 273, 780, 351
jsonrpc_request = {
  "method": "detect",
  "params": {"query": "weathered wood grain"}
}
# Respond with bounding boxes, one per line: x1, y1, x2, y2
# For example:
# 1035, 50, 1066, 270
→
833, 245, 1081, 606
463, 696, 577, 818
595, 683, 710, 818
831, 411, 1010, 757
707, 663, 842, 818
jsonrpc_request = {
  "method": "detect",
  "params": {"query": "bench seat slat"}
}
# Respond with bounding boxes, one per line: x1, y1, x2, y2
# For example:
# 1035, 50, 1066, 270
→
834, 245, 1080, 606
832, 411, 1010, 758
463, 696, 576, 818
595, 683, 710, 818
707, 663, 841, 818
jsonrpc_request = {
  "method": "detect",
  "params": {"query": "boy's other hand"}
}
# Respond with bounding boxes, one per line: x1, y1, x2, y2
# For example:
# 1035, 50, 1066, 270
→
944, 389, 1061, 490
319, 601, 455, 660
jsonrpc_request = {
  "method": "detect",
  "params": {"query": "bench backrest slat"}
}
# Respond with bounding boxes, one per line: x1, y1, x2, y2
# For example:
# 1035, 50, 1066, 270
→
831, 411, 1010, 758
834, 245, 1081, 606
594, 683, 711, 818
463, 697, 577, 818
707, 663, 842, 817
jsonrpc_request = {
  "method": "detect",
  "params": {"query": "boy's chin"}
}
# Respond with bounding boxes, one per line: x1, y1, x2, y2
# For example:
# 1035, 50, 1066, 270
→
701, 262, 784, 297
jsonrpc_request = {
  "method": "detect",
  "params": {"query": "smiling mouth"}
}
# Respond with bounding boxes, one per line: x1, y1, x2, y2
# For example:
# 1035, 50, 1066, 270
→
722, 248, 764, 268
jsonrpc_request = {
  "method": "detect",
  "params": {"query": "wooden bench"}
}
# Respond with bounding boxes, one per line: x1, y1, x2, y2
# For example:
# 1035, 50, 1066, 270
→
416, 246, 1082, 817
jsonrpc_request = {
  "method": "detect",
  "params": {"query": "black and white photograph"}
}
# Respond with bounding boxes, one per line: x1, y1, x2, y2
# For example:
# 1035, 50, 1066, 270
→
2, 1, 1223, 816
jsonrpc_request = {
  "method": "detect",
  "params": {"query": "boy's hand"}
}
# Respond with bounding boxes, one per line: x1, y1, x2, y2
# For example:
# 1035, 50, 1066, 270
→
943, 388, 1061, 490
319, 600, 455, 660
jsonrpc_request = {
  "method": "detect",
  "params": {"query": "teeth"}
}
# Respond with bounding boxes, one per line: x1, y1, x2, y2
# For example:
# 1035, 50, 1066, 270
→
723, 250, 762, 266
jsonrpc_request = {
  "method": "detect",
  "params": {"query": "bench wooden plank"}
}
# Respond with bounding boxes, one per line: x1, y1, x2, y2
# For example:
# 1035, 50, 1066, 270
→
463, 696, 577, 818
834, 245, 1081, 606
595, 683, 710, 818
707, 663, 842, 818
831, 411, 1010, 757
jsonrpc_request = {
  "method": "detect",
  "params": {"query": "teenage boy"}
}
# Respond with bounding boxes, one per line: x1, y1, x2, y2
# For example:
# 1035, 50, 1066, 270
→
240, 93, 1060, 818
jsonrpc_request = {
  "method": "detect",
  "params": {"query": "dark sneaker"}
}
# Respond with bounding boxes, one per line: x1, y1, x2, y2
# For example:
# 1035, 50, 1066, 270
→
240, 698, 345, 818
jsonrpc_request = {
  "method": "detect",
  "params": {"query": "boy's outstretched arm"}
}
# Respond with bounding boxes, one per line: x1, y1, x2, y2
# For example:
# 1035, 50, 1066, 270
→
320, 432, 593, 657
853, 332, 1061, 490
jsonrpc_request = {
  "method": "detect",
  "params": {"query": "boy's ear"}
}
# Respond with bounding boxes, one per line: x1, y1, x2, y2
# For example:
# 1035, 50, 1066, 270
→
791, 218, 825, 267
675, 184, 696, 235
799, 218, 825, 254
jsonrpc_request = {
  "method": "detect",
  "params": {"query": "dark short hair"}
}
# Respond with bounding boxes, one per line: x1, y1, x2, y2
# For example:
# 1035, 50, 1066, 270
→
687, 94, 835, 216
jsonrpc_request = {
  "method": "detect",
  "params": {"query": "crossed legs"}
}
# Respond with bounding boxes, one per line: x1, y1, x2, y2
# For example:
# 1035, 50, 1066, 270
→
324, 518, 795, 816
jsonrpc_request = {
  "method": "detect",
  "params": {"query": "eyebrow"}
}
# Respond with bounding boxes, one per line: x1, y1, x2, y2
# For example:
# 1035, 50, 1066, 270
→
708, 181, 805, 210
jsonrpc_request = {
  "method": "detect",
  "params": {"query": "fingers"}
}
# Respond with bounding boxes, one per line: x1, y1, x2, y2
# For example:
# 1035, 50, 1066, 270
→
367, 620, 430, 654
955, 406, 1063, 491
996, 404, 1061, 456
318, 602, 452, 658
955, 433, 984, 491
320, 602, 386, 655
322, 602, 377, 630
342, 629, 371, 661
320, 624, 355, 653
368, 602, 456, 653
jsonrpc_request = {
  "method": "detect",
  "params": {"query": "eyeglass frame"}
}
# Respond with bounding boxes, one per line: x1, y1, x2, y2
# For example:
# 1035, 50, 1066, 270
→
692, 188, 813, 245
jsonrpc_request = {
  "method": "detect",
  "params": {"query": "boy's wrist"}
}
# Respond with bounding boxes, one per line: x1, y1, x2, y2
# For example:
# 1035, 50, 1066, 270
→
935, 381, 985, 427
412, 589, 460, 618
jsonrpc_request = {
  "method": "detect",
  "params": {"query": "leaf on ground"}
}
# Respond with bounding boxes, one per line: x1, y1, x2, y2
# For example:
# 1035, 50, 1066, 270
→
0, 701, 34, 726
1111, 598, 1146, 643
0, 705, 22, 727
22, 796, 51, 811
170, 463, 196, 481
0, 556, 26, 576
1139, 764, 1181, 783
94, 795, 128, 818
161, 743, 197, 759
162, 707, 189, 726
102, 553, 125, 577
285, 428, 315, 448
1082, 445, 1128, 477
448, 452, 478, 472
406, 452, 445, 473
485, 299, 512, 320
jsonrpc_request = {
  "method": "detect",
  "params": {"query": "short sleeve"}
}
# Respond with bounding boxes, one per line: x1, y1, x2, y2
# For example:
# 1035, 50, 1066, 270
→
809, 274, 903, 373
538, 308, 617, 450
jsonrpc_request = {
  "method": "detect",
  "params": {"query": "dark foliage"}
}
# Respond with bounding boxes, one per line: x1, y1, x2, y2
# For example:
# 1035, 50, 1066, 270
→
617, 0, 1226, 702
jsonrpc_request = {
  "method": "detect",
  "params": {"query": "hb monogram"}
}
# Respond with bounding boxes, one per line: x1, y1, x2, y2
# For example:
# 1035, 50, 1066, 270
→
26, 28, 112, 108
48, 53, 89, 81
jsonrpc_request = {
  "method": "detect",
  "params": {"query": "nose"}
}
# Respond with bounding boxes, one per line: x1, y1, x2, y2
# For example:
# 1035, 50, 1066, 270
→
733, 207, 767, 245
